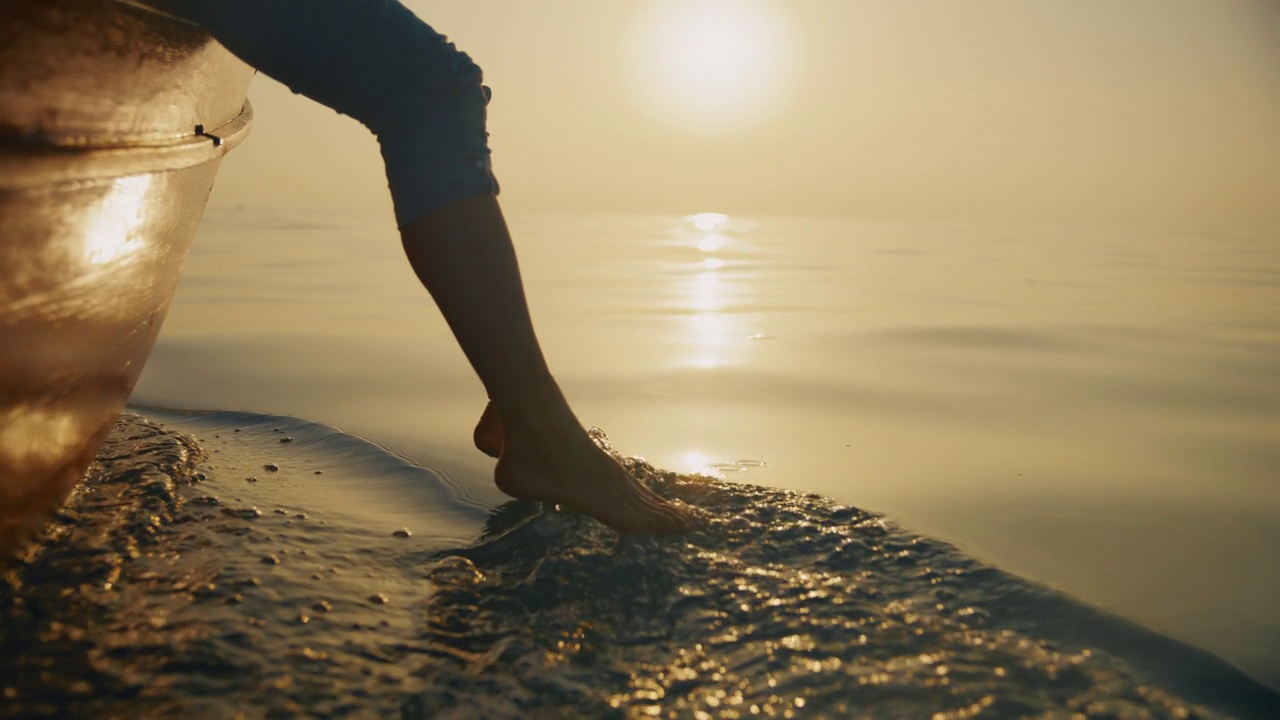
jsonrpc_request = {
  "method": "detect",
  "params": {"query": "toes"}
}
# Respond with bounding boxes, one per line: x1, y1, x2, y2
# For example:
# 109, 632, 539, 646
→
493, 433, 702, 536
630, 495, 700, 535
664, 503, 701, 533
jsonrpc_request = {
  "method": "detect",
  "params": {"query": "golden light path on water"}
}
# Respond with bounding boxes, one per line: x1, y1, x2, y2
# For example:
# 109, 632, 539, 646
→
674, 212, 758, 474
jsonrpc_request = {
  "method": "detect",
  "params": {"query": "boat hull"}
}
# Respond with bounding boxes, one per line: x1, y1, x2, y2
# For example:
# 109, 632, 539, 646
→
0, 0, 253, 557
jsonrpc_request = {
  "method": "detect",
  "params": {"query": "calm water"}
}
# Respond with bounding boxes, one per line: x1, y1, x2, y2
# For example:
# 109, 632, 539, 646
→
112, 209, 1279, 707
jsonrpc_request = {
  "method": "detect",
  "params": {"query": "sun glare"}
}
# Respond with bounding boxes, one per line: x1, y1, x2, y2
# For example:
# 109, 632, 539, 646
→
85, 174, 151, 267
627, 0, 797, 133
690, 212, 729, 231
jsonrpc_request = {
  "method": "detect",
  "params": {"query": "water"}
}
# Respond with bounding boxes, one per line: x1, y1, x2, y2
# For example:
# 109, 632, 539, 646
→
3, 411, 1274, 718
7, 209, 1277, 715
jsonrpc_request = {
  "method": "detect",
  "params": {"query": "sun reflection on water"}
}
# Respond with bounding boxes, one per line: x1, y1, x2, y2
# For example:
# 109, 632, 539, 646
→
674, 450, 771, 477
696, 233, 727, 253
689, 212, 729, 232
680, 213, 740, 371
691, 271, 721, 312
676, 450, 718, 475
665, 211, 774, 473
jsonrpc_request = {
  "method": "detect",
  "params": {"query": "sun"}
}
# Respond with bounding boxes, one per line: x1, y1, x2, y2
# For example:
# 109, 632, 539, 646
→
625, 0, 798, 134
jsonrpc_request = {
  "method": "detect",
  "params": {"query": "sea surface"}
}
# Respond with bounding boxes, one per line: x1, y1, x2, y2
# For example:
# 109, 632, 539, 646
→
6, 209, 1277, 717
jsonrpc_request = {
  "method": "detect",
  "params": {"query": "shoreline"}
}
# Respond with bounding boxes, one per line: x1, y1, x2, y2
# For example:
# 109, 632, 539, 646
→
2, 409, 1275, 717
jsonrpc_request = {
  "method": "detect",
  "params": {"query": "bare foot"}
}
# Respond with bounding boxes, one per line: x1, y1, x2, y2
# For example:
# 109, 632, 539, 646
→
491, 415, 698, 535
473, 400, 504, 458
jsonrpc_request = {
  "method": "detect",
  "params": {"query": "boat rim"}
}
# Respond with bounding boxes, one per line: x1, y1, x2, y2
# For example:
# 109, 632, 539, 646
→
0, 99, 253, 190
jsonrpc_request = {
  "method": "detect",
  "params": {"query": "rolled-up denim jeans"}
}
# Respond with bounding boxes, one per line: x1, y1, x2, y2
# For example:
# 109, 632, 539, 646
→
150, 0, 499, 228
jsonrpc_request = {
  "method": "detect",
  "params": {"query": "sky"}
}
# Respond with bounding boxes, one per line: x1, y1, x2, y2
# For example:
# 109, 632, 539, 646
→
207, 0, 1280, 229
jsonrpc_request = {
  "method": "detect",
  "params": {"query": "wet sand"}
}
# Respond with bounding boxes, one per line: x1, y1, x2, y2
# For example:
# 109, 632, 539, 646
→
3, 411, 1277, 718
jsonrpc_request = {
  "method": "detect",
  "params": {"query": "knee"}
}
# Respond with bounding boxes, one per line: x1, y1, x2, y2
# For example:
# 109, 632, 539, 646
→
331, 7, 499, 227
154, 0, 500, 227
375, 73, 500, 229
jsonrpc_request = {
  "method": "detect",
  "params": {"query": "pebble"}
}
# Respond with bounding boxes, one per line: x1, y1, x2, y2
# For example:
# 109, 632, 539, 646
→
223, 507, 262, 520
225, 594, 243, 605
280, 437, 294, 444
296, 613, 310, 625
68, 680, 93, 696
261, 555, 281, 565
245, 477, 258, 483
312, 600, 333, 613
392, 528, 412, 538
263, 463, 280, 472
368, 593, 389, 605
265, 674, 292, 691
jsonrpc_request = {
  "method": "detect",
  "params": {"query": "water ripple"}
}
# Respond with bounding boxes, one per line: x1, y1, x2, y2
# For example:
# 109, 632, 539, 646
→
3, 415, 1276, 718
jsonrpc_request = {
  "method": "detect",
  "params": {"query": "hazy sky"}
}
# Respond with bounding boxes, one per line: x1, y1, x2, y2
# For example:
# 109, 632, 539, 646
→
208, 0, 1280, 229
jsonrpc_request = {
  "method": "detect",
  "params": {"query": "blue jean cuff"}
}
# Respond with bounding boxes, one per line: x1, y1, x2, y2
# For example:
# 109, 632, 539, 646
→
384, 153, 500, 228
377, 82, 499, 228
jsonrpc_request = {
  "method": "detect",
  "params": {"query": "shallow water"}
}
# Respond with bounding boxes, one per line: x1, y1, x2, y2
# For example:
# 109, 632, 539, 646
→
4, 412, 1276, 718
128, 209, 1280, 693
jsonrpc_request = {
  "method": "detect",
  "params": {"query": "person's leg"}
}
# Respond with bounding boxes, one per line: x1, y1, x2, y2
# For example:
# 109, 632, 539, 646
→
473, 400, 504, 458
402, 196, 696, 533
146, 0, 498, 229
150, 0, 696, 532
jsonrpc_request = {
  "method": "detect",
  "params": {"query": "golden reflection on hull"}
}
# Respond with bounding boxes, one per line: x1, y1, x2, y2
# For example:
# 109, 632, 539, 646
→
0, 0, 254, 557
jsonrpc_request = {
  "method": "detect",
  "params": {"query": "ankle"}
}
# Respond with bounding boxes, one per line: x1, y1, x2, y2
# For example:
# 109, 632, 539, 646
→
492, 379, 581, 439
